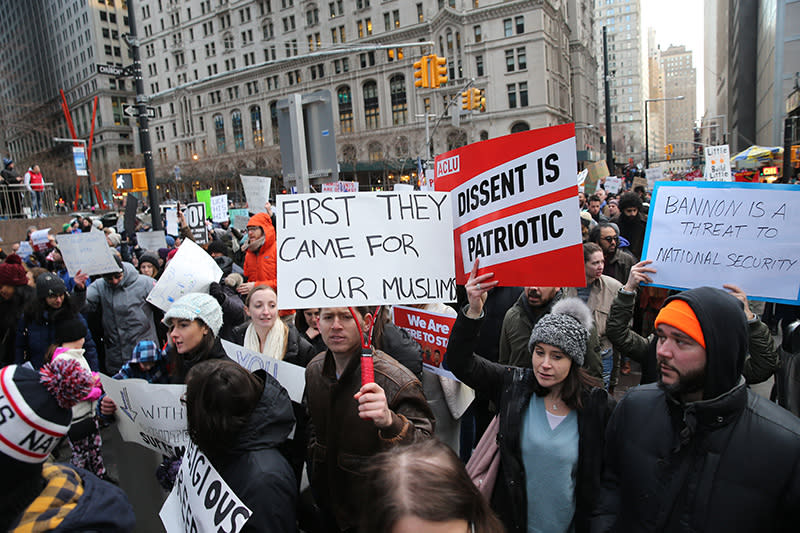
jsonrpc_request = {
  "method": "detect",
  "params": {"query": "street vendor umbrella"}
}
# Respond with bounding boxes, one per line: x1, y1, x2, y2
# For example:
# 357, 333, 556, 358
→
732, 145, 783, 168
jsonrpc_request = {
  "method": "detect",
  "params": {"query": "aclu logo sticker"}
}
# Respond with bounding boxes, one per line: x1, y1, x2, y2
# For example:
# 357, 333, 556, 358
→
437, 155, 460, 178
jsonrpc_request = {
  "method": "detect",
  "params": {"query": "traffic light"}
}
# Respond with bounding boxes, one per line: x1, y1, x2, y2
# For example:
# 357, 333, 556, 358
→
388, 48, 404, 61
478, 90, 486, 112
462, 90, 471, 110
113, 168, 148, 192
431, 54, 447, 88
470, 88, 482, 110
665, 144, 673, 161
413, 55, 429, 88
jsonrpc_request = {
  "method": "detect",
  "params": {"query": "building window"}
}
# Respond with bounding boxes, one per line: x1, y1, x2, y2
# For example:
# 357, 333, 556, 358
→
476, 55, 484, 77
510, 121, 529, 134
363, 81, 379, 129
515, 15, 524, 34
417, 3, 423, 22
368, 142, 383, 162
389, 75, 407, 126
473, 25, 481, 43
503, 18, 512, 37
517, 47, 526, 70
270, 101, 279, 143
505, 50, 514, 72
519, 81, 528, 107
507, 83, 528, 109
338, 85, 353, 133
507, 84, 517, 109
214, 114, 226, 153
232, 110, 244, 151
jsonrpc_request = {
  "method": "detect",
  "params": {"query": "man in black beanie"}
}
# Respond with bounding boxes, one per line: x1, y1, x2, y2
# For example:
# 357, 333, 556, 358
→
611, 192, 647, 260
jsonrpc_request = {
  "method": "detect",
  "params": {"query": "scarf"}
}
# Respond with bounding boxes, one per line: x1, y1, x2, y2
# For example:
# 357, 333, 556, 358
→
247, 235, 265, 253
243, 319, 288, 360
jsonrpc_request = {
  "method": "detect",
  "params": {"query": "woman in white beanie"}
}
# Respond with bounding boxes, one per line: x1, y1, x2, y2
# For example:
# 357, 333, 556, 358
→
446, 260, 615, 533
162, 292, 226, 384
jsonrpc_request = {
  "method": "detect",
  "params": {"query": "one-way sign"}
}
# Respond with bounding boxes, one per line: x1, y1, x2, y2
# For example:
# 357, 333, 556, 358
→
123, 105, 156, 119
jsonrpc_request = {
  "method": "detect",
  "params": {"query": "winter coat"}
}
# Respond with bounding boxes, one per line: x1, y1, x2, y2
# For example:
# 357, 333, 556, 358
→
208, 371, 298, 533
305, 348, 434, 531
610, 213, 647, 260
15, 310, 99, 370
592, 287, 800, 532
0, 285, 33, 367
167, 336, 227, 384
498, 292, 603, 380
227, 321, 316, 367
243, 212, 277, 289
210, 281, 247, 341
605, 288, 780, 385
78, 262, 158, 374
10, 463, 135, 532
602, 248, 637, 286
447, 309, 615, 533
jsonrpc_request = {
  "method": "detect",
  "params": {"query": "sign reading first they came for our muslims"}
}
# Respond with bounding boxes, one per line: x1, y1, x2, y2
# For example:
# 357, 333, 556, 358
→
434, 124, 585, 287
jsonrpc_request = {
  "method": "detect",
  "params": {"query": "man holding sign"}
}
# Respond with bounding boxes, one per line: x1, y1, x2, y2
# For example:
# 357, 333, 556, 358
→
305, 306, 433, 532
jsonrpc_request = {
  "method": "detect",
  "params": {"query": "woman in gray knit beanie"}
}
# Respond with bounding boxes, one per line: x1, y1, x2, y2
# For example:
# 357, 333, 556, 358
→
446, 259, 615, 533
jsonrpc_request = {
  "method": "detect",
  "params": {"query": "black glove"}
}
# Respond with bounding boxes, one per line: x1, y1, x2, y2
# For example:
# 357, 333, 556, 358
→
209, 281, 226, 305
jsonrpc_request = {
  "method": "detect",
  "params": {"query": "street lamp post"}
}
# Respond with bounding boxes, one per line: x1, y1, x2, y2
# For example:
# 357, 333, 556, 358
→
644, 95, 685, 169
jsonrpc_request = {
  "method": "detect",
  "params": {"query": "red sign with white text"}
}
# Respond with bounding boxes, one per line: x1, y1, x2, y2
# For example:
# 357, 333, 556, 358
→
392, 306, 456, 369
435, 125, 585, 287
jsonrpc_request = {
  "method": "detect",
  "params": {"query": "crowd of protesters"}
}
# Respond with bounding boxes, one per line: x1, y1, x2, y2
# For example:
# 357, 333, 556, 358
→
0, 180, 799, 533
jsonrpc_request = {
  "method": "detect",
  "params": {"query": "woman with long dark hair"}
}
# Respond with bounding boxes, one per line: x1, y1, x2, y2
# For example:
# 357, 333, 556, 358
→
162, 292, 226, 383
446, 261, 615, 533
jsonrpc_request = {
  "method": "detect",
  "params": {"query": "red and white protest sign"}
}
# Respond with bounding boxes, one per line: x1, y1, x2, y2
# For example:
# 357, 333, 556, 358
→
393, 306, 456, 368
435, 125, 585, 287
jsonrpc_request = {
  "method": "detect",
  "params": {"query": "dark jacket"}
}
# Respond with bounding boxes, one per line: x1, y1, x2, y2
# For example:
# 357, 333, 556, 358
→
447, 309, 615, 533
15, 311, 99, 370
611, 213, 647, 260
209, 281, 247, 341
606, 288, 780, 385
602, 248, 637, 286
305, 348, 434, 531
592, 287, 800, 532
227, 322, 316, 368
375, 321, 424, 380
210, 371, 298, 533
168, 336, 227, 384
0, 285, 33, 367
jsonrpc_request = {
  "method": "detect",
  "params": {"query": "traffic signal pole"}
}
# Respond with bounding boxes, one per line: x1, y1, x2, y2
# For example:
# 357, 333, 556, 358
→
126, 0, 162, 230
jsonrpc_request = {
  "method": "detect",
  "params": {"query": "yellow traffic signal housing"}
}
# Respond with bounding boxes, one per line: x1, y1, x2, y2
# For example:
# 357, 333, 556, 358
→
414, 55, 430, 88
113, 168, 148, 192
470, 88, 482, 110
388, 48, 404, 61
431, 55, 448, 88
478, 91, 486, 112
462, 90, 471, 109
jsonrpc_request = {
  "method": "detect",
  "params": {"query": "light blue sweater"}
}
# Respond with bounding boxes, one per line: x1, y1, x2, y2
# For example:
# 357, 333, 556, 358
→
521, 394, 579, 533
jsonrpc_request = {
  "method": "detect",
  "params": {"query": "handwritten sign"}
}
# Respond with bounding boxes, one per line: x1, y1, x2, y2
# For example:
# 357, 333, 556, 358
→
160, 442, 252, 533
165, 209, 179, 236
435, 124, 584, 287
642, 181, 800, 303
17, 241, 33, 260
221, 340, 306, 403
604, 176, 622, 195
229, 208, 249, 227
645, 168, 664, 191
56, 230, 119, 276
185, 202, 208, 244
147, 239, 222, 311
704, 144, 732, 181
210, 194, 228, 223
31, 228, 51, 251
100, 375, 189, 456
240, 175, 271, 213
137, 230, 167, 251
276, 191, 456, 308
584, 160, 609, 195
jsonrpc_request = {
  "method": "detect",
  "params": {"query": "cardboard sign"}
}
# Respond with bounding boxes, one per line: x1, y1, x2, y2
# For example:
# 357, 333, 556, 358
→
56, 230, 120, 276
705, 144, 732, 181
434, 124, 584, 287
584, 160, 609, 195
99, 376, 189, 456
210, 194, 228, 223
633, 175, 649, 192
604, 176, 622, 195
221, 340, 306, 403
30, 228, 51, 251
185, 202, 208, 244
195, 189, 212, 219
240, 175, 271, 213
137, 230, 167, 251
147, 239, 222, 311
165, 209, 179, 236
276, 191, 456, 308
642, 181, 800, 304
160, 443, 252, 533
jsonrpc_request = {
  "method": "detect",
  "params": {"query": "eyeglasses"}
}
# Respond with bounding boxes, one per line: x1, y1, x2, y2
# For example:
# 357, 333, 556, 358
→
601, 236, 618, 243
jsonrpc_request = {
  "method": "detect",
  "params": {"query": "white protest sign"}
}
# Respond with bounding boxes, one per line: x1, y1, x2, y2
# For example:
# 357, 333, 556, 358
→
221, 340, 306, 403
434, 124, 585, 288
233, 215, 250, 231
642, 182, 800, 303
31, 228, 51, 251
100, 376, 189, 456
277, 191, 456, 308
604, 176, 622, 195
210, 194, 228, 223
17, 241, 33, 260
165, 209, 179, 236
137, 230, 167, 251
56, 230, 119, 276
240, 175, 271, 213
185, 203, 208, 244
393, 183, 414, 192
160, 442, 252, 533
645, 167, 664, 190
704, 144, 732, 181
577, 168, 588, 188
147, 239, 223, 311
320, 183, 337, 192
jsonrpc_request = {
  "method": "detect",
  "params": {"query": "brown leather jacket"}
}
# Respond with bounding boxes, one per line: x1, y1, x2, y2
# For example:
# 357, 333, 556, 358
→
305, 348, 434, 530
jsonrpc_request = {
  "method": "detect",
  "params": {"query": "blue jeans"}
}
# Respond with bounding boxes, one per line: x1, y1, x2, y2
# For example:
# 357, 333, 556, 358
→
30, 190, 43, 216
601, 347, 614, 389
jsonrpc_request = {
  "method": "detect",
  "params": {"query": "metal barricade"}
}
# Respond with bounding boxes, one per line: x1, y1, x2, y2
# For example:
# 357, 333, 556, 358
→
0, 183, 58, 218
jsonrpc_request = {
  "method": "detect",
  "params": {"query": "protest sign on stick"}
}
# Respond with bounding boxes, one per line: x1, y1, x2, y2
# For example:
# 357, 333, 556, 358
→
221, 340, 306, 403
604, 176, 622, 195
276, 191, 456, 308
434, 124, 584, 287
160, 442, 252, 533
56, 230, 119, 276
211, 194, 228, 222
584, 160, 609, 196
31, 228, 51, 251
704, 144, 732, 181
136, 230, 167, 251
185, 202, 208, 244
240, 175, 271, 213
147, 239, 222, 311
642, 181, 800, 303
100, 376, 188, 456
165, 209, 179, 236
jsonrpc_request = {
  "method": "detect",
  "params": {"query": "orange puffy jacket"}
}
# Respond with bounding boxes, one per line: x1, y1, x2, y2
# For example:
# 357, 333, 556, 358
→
243, 212, 277, 289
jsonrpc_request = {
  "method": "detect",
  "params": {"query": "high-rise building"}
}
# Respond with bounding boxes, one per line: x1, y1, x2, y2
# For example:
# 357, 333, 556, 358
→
0, 0, 136, 197
594, 0, 644, 166
701, 0, 728, 148
660, 44, 696, 171
137, 0, 600, 196
567, 0, 602, 165
646, 28, 666, 166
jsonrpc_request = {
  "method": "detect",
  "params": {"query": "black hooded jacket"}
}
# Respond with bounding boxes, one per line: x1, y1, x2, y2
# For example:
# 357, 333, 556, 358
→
208, 371, 297, 533
592, 287, 800, 532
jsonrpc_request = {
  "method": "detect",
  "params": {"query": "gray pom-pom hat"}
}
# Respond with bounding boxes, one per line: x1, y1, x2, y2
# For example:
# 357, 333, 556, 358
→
527, 298, 593, 366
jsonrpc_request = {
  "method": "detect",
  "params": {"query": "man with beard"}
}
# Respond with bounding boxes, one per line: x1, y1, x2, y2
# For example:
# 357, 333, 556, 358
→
239, 210, 277, 296
611, 192, 647, 260
593, 283, 800, 532
588, 222, 636, 285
